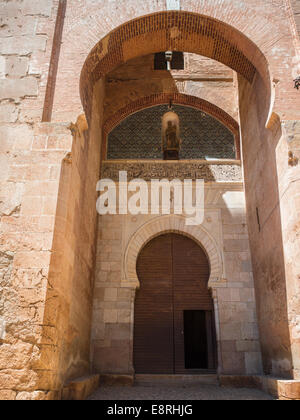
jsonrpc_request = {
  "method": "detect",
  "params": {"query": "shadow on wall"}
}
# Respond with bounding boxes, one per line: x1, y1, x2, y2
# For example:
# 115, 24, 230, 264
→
238, 74, 293, 378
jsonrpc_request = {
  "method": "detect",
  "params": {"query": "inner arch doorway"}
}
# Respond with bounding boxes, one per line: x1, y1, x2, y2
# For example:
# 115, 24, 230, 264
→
134, 233, 217, 374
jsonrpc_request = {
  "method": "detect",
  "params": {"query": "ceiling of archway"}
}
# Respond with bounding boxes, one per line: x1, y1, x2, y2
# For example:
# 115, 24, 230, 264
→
103, 53, 237, 124
80, 11, 264, 118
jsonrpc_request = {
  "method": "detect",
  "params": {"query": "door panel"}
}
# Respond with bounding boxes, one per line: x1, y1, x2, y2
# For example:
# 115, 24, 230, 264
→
134, 233, 216, 374
134, 234, 174, 374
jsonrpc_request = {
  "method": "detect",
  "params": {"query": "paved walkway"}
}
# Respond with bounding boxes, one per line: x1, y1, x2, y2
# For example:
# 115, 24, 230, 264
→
88, 384, 273, 400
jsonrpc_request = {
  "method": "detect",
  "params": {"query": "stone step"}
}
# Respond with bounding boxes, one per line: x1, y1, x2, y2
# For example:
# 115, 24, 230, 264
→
135, 374, 219, 386
62, 374, 100, 400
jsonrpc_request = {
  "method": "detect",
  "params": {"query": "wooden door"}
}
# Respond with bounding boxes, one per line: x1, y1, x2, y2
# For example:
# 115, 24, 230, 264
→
134, 233, 216, 374
134, 234, 174, 374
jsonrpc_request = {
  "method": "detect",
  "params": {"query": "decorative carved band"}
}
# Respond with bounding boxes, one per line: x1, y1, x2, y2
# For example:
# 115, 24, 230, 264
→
101, 161, 242, 182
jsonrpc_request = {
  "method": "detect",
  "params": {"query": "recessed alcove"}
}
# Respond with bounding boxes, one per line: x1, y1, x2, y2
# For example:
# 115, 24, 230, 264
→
107, 105, 236, 160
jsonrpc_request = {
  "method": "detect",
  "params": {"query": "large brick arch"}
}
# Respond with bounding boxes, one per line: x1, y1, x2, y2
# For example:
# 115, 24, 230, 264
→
80, 11, 271, 120
102, 93, 241, 159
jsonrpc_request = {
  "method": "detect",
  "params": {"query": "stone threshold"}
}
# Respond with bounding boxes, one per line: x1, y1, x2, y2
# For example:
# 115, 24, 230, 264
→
61, 373, 300, 400
219, 375, 300, 400
135, 374, 218, 386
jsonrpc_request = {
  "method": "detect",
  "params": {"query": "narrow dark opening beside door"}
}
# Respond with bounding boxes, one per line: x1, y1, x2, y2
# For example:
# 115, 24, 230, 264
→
184, 310, 208, 369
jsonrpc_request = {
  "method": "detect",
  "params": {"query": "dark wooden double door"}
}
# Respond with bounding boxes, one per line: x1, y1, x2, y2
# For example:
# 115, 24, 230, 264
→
134, 233, 217, 374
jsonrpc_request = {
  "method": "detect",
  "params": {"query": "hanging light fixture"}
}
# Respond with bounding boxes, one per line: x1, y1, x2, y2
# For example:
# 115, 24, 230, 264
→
165, 51, 173, 71
161, 100, 181, 160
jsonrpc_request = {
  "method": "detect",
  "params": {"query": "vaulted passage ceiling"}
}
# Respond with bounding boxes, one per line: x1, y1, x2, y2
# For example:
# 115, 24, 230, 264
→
80, 11, 268, 119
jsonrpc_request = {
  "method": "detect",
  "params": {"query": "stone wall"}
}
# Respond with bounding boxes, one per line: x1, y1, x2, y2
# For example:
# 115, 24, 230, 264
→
238, 73, 297, 378
0, 2, 60, 399
41, 114, 100, 393
0, 112, 101, 399
219, 203, 262, 375
0, 121, 73, 400
0, 0, 106, 397
279, 120, 300, 379
0, 0, 57, 124
91, 182, 263, 376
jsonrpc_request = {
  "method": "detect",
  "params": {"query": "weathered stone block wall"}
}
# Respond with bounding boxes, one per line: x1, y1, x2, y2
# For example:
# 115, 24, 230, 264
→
0, 1, 106, 398
91, 182, 262, 376
218, 205, 262, 375
279, 120, 300, 379
238, 73, 297, 378
0, 121, 73, 400
43, 115, 100, 393
0, 114, 101, 399
0, 0, 68, 399
0, 0, 57, 124
39, 82, 105, 396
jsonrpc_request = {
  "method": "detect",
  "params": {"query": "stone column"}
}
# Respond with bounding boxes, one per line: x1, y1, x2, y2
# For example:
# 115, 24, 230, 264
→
212, 289, 223, 376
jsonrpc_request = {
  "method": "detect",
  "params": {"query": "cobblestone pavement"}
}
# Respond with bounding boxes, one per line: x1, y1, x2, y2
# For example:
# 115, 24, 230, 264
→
88, 384, 273, 400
